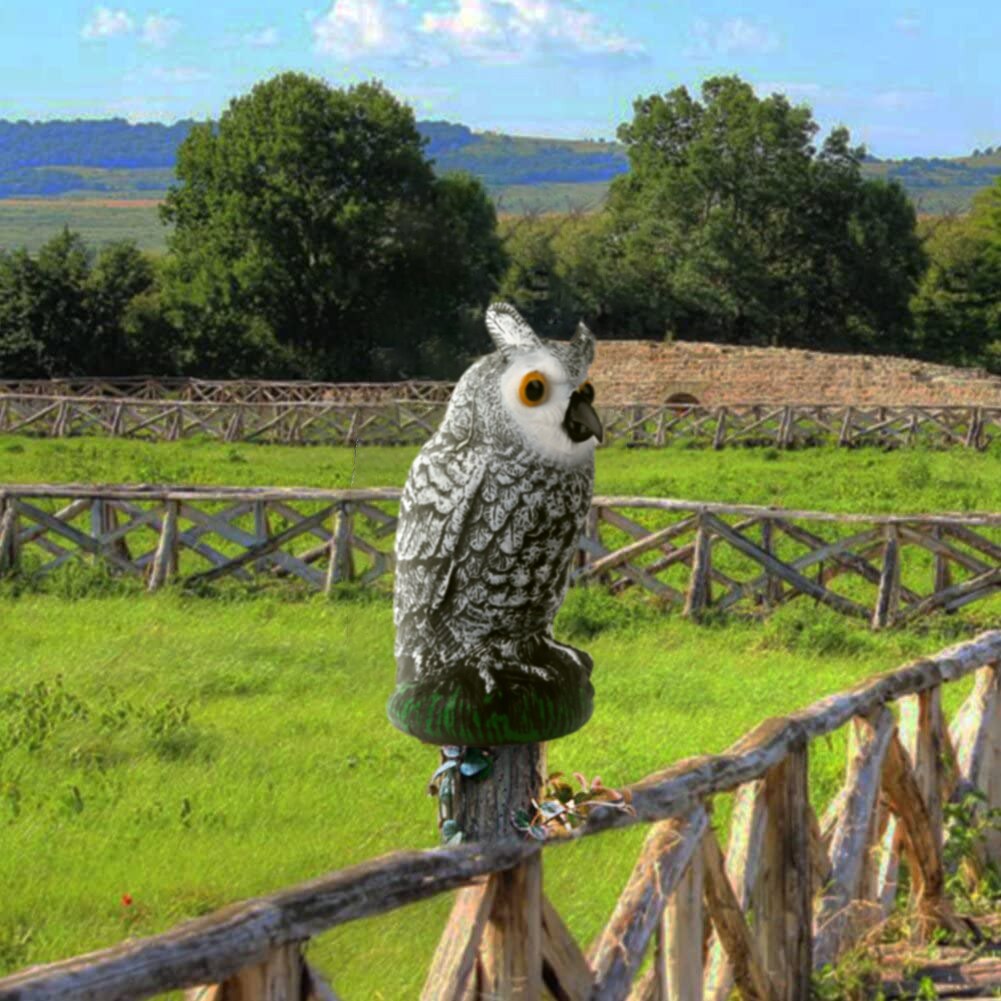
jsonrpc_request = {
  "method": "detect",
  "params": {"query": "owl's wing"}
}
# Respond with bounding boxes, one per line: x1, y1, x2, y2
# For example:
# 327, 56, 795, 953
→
395, 442, 488, 623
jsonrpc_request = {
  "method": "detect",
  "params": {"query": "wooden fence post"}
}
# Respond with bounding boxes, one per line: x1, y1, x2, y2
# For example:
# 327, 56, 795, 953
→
951, 662, 1001, 868
760, 520, 782, 608
253, 501, 270, 574
424, 744, 546, 1000
92, 498, 130, 565
148, 501, 179, 592
0, 496, 18, 575
932, 525, 953, 593
872, 525, 901, 630
684, 513, 713, 620
663, 836, 705, 1000
757, 746, 811, 1001
325, 503, 354, 591
712, 408, 728, 450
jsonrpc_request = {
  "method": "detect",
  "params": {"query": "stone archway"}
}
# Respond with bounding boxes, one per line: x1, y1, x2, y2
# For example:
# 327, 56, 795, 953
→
665, 392, 701, 411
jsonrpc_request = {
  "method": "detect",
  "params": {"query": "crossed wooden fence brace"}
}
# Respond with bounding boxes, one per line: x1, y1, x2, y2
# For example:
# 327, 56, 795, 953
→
2, 394, 1000, 448
3, 487, 1001, 628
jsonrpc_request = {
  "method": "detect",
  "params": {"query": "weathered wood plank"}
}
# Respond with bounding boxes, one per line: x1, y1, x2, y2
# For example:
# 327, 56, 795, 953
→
701, 829, 779, 1001
703, 513, 871, 620
813, 708, 895, 970
951, 663, 1001, 867
662, 837, 704, 1001
683, 516, 713, 620
757, 749, 811, 1001
704, 781, 768, 1001
480, 857, 543, 1001
589, 806, 710, 1000
541, 896, 592, 1001
420, 880, 497, 1001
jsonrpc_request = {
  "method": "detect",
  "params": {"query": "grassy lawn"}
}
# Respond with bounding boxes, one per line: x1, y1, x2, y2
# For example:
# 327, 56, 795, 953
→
0, 589, 982, 995
4, 435, 1001, 514
2, 438, 1000, 994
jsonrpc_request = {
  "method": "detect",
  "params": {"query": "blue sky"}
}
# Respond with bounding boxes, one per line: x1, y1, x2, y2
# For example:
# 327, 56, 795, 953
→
2, 0, 999, 158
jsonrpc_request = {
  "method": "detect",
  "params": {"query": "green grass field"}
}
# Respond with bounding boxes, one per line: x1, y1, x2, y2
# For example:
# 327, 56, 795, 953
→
5, 435, 1001, 513
0, 199, 170, 254
2, 438, 1000, 995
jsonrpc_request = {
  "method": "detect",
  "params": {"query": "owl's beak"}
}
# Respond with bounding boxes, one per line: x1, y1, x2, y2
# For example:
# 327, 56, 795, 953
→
563, 390, 603, 443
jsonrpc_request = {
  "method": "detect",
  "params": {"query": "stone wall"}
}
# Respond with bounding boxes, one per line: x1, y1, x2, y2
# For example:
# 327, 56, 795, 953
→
591, 340, 1001, 406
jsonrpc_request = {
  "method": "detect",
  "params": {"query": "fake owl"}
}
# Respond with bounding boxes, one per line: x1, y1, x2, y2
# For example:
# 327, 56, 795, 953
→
387, 302, 603, 746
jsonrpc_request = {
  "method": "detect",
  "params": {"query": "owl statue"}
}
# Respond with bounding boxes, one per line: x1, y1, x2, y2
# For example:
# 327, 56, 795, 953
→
387, 302, 603, 746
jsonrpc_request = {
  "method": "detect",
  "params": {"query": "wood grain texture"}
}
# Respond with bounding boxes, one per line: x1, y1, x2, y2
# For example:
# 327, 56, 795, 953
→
421, 881, 496, 1001
589, 806, 710, 1000
701, 830, 779, 1001
813, 708, 895, 970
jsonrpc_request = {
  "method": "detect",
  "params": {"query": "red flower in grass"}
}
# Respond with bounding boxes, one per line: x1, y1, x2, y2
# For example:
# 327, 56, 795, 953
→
121, 893, 133, 907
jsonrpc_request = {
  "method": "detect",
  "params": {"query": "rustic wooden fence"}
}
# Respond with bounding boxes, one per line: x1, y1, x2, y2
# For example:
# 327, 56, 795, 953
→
0, 377, 454, 403
3, 631, 1001, 1000
2, 395, 999, 448
2, 485, 1001, 628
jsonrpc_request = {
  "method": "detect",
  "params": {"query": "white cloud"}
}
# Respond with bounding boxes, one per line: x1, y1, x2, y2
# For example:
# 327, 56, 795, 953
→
81, 6, 134, 39
690, 17, 778, 57
141, 12, 180, 48
419, 0, 643, 64
310, 0, 409, 58
243, 26, 279, 47
894, 14, 920, 35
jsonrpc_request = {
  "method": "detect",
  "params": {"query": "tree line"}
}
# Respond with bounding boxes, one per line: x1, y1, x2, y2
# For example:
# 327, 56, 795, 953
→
0, 73, 998, 381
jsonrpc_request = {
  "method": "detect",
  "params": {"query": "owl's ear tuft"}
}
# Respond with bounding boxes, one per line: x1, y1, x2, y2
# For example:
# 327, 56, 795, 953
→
486, 302, 542, 354
569, 319, 596, 367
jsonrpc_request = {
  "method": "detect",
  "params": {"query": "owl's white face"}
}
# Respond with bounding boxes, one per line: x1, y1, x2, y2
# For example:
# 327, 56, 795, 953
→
498, 348, 599, 466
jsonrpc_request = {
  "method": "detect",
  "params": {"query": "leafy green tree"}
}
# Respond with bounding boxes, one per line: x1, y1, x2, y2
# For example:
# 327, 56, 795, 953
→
87, 241, 162, 374
599, 77, 927, 352
0, 228, 91, 376
913, 181, 1001, 371
0, 231, 173, 377
162, 72, 504, 379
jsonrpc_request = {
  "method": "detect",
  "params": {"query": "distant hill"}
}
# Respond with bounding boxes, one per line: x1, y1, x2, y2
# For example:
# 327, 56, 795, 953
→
0, 117, 998, 214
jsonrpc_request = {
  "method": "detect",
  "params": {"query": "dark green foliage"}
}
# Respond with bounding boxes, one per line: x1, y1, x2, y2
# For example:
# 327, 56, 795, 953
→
0, 229, 169, 377
497, 78, 930, 356
161, 73, 505, 380
600, 78, 927, 351
912, 178, 1001, 373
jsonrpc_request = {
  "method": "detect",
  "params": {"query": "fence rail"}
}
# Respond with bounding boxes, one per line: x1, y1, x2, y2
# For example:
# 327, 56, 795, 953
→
3, 631, 1001, 1000
0, 377, 454, 403
2, 394, 1000, 448
3, 485, 1001, 628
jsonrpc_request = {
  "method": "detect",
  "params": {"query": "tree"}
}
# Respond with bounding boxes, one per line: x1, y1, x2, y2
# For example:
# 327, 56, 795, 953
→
913, 180, 1001, 371
0, 231, 171, 377
599, 76, 927, 352
0, 228, 91, 376
87, 241, 162, 374
162, 73, 504, 379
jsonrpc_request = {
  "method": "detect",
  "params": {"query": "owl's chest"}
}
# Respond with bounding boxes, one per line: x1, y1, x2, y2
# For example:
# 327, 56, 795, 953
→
469, 458, 592, 561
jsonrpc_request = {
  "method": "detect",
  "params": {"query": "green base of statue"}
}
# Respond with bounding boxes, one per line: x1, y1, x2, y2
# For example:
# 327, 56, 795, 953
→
387, 639, 594, 746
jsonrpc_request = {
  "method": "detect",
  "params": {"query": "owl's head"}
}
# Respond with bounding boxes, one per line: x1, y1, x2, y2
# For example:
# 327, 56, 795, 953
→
481, 301, 603, 465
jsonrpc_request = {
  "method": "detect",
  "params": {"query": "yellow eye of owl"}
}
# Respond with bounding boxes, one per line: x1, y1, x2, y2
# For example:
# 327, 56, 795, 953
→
519, 371, 548, 406
577, 380, 595, 403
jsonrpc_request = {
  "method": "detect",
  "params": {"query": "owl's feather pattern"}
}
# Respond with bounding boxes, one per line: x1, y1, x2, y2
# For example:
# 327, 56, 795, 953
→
389, 309, 599, 745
